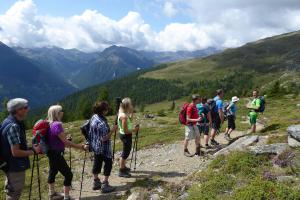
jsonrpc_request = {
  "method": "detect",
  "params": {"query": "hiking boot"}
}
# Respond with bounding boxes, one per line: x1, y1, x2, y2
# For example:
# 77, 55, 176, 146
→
224, 134, 231, 141
194, 146, 201, 157
119, 168, 132, 178
92, 178, 102, 190
210, 139, 219, 146
205, 144, 212, 149
124, 166, 131, 172
184, 149, 193, 157
49, 192, 64, 200
101, 182, 116, 193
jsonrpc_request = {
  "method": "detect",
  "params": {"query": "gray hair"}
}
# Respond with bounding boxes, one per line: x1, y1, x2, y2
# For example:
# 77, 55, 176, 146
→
7, 98, 28, 113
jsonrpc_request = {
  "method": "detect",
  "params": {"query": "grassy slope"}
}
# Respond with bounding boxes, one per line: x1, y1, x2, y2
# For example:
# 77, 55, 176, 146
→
0, 95, 299, 199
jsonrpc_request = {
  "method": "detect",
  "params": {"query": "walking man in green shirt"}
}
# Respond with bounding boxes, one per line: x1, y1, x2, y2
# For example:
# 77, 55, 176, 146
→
247, 90, 261, 133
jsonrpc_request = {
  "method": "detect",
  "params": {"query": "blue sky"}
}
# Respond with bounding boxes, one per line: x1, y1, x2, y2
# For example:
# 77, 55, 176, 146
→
0, 0, 190, 31
0, 0, 300, 52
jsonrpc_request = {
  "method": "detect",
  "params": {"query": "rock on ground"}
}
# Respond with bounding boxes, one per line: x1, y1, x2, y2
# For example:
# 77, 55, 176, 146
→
288, 136, 300, 147
248, 143, 290, 155
287, 125, 300, 142
214, 135, 259, 156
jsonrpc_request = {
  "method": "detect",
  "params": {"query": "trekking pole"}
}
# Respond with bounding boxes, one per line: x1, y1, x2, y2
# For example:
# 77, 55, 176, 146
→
79, 151, 87, 200
134, 130, 139, 171
112, 97, 122, 160
36, 154, 42, 200
129, 134, 137, 169
28, 154, 36, 200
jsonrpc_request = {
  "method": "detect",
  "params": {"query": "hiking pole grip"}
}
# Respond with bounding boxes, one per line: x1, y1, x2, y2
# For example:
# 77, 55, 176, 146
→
112, 97, 122, 160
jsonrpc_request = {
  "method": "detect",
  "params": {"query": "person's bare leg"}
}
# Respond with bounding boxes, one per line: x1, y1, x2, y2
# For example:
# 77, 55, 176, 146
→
64, 186, 70, 198
48, 183, 55, 195
225, 128, 229, 135
251, 124, 256, 133
120, 158, 126, 169
204, 135, 209, 145
211, 128, 216, 140
228, 128, 234, 135
184, 139, 189, 150
195, 135, 200, 147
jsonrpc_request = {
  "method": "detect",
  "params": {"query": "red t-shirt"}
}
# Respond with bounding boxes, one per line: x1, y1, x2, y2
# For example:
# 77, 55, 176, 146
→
187, 103, 199, 125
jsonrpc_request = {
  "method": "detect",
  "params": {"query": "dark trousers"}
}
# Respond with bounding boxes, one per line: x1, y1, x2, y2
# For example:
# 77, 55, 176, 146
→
47, 151, 73, 186
92, 154, 112, 176
120, 134, 132, 159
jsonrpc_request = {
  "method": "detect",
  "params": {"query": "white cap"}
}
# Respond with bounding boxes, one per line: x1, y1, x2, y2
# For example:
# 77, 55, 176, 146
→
232, 96, 240, 102
7, 98, 28, 113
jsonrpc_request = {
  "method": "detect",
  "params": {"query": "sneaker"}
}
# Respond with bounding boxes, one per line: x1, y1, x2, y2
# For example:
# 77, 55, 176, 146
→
92, 178, 102, 190
211, 139, 219, 146
101, 182, 116, 193
184, 149, 193, 157
49, 192, 64, 200
119, 169, 132, 178
194, 147, 201, 157
224, 134, 231, 141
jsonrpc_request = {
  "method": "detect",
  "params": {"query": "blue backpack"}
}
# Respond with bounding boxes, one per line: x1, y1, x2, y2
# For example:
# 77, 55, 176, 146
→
257, 96, 266, 113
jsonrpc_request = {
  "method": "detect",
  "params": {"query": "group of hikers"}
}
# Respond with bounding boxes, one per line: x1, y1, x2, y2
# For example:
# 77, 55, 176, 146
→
0, 89, 264, 200
0, 97, 139, 200
181, 89, 264, 157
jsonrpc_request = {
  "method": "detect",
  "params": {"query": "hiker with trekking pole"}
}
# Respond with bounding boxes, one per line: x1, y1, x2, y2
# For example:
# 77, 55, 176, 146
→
118, 98, 140, 178
87, 101, 117, 194
45, 105, 89, 200
0, 98, 41, 200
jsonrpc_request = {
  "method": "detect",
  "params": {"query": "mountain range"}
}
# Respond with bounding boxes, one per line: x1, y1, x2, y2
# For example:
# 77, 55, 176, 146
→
56, 30, 300, 121
0, 43, 218, 108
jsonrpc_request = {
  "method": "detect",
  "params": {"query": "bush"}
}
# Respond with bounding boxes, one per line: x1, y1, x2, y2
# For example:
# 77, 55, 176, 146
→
233, 178, 300, 200
188, 170, 235, 200
157, 109, 167, 117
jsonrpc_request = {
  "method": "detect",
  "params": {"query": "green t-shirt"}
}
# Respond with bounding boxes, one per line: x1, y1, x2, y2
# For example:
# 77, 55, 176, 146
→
118, 113, 133, 135
249, 98, 261, 116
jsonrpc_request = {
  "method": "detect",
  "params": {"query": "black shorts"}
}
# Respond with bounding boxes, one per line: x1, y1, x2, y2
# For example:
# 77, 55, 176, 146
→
119, 133, 132, 159
197, 124, 209, 135
212, 115, 221, 130
227, 115, 236, 130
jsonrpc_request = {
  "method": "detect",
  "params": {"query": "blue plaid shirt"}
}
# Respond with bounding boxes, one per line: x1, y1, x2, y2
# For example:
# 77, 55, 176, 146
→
88, 114, 112, 158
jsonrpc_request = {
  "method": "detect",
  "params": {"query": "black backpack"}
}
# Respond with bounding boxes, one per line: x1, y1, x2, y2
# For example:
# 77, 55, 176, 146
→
207, 99, 217, 119
257, 96, 266, 113
222, 102, 230, 121
80, 120, 90, 141
0, 121, 12, 171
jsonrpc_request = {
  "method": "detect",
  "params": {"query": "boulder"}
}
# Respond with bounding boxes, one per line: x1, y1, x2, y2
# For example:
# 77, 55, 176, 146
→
288, 136, 300, 147
150, 194, 160, 200
214, 135, 258, 156
178, 193, 189, 200
287, 125, 300, 142
248, 143, 290, 155
127, 188, 146, 200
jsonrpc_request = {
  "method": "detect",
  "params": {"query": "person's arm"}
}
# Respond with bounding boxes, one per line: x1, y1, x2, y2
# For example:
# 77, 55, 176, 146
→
207, 111, 212, 126
219, 109, 224, 123
11, 144, 35, 157
58, 132, 85, 150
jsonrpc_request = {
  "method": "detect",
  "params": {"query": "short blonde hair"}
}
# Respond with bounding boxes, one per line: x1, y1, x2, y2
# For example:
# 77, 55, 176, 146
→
119, 98, 133, 116
48, 105, 63, 123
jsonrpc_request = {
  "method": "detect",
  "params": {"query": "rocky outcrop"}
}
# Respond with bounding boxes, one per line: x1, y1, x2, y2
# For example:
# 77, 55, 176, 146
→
287, 125, 300, 142
248, 143, 290, 155
288, 136, 300, 147
214, 135, 259, 156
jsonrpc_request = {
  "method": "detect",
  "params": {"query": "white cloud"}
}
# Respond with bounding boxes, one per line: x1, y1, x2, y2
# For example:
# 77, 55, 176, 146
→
1, 0, 300, 52
163, 1, 178, 18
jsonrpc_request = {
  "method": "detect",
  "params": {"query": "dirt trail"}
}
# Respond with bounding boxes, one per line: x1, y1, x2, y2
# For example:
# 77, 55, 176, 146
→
70, 122, 264, 200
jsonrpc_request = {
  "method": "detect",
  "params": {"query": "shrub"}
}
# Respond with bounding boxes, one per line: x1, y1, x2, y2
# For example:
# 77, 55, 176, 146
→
157, 109, 167, 117
233, 178, 300, 200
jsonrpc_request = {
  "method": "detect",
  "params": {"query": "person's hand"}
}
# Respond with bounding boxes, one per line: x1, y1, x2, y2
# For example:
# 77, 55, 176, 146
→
67, 135, 72, 141
83, 144, 89, 151
197, 116, 203, 122
111, 125, 118, 132
33, 144, 42, 154
134, 124, 140, 133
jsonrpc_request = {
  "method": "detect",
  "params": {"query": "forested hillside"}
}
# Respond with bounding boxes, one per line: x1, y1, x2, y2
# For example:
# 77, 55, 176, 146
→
31, 31, 300, 121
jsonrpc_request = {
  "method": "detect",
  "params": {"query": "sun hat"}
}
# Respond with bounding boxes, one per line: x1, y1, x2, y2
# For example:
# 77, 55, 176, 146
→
232, 96, 240, 102
7, 98, 28, 113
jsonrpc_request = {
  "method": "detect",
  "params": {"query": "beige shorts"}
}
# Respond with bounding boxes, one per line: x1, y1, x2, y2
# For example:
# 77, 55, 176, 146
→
185, 125, 200, 140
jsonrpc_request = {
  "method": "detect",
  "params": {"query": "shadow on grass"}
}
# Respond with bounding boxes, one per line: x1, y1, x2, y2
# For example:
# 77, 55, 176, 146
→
260, 123, 281, 133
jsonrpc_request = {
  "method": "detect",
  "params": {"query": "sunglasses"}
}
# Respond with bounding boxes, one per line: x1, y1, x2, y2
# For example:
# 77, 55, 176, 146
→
22, 106, 29, 110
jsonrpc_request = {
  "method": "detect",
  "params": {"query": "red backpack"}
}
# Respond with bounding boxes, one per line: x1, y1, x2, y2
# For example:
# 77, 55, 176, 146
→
179, 103, 190, 125
32, 119, 50, 154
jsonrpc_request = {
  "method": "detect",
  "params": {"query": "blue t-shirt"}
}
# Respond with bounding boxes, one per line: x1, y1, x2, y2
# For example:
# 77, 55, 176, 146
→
213, 96, 223, 113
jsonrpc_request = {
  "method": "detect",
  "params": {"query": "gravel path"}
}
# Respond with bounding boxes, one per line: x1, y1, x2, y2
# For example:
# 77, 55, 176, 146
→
70, 122, 264, 200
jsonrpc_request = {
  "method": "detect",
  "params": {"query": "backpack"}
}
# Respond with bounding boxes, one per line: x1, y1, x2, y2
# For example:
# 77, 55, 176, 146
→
207, 99, 217, 120
32, 119, 50, 154
179, 103, 190, 125
222, 102, 230, 120
80, 120, 90, 141
257, 96, 266, 113
0, 122, 8, 170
